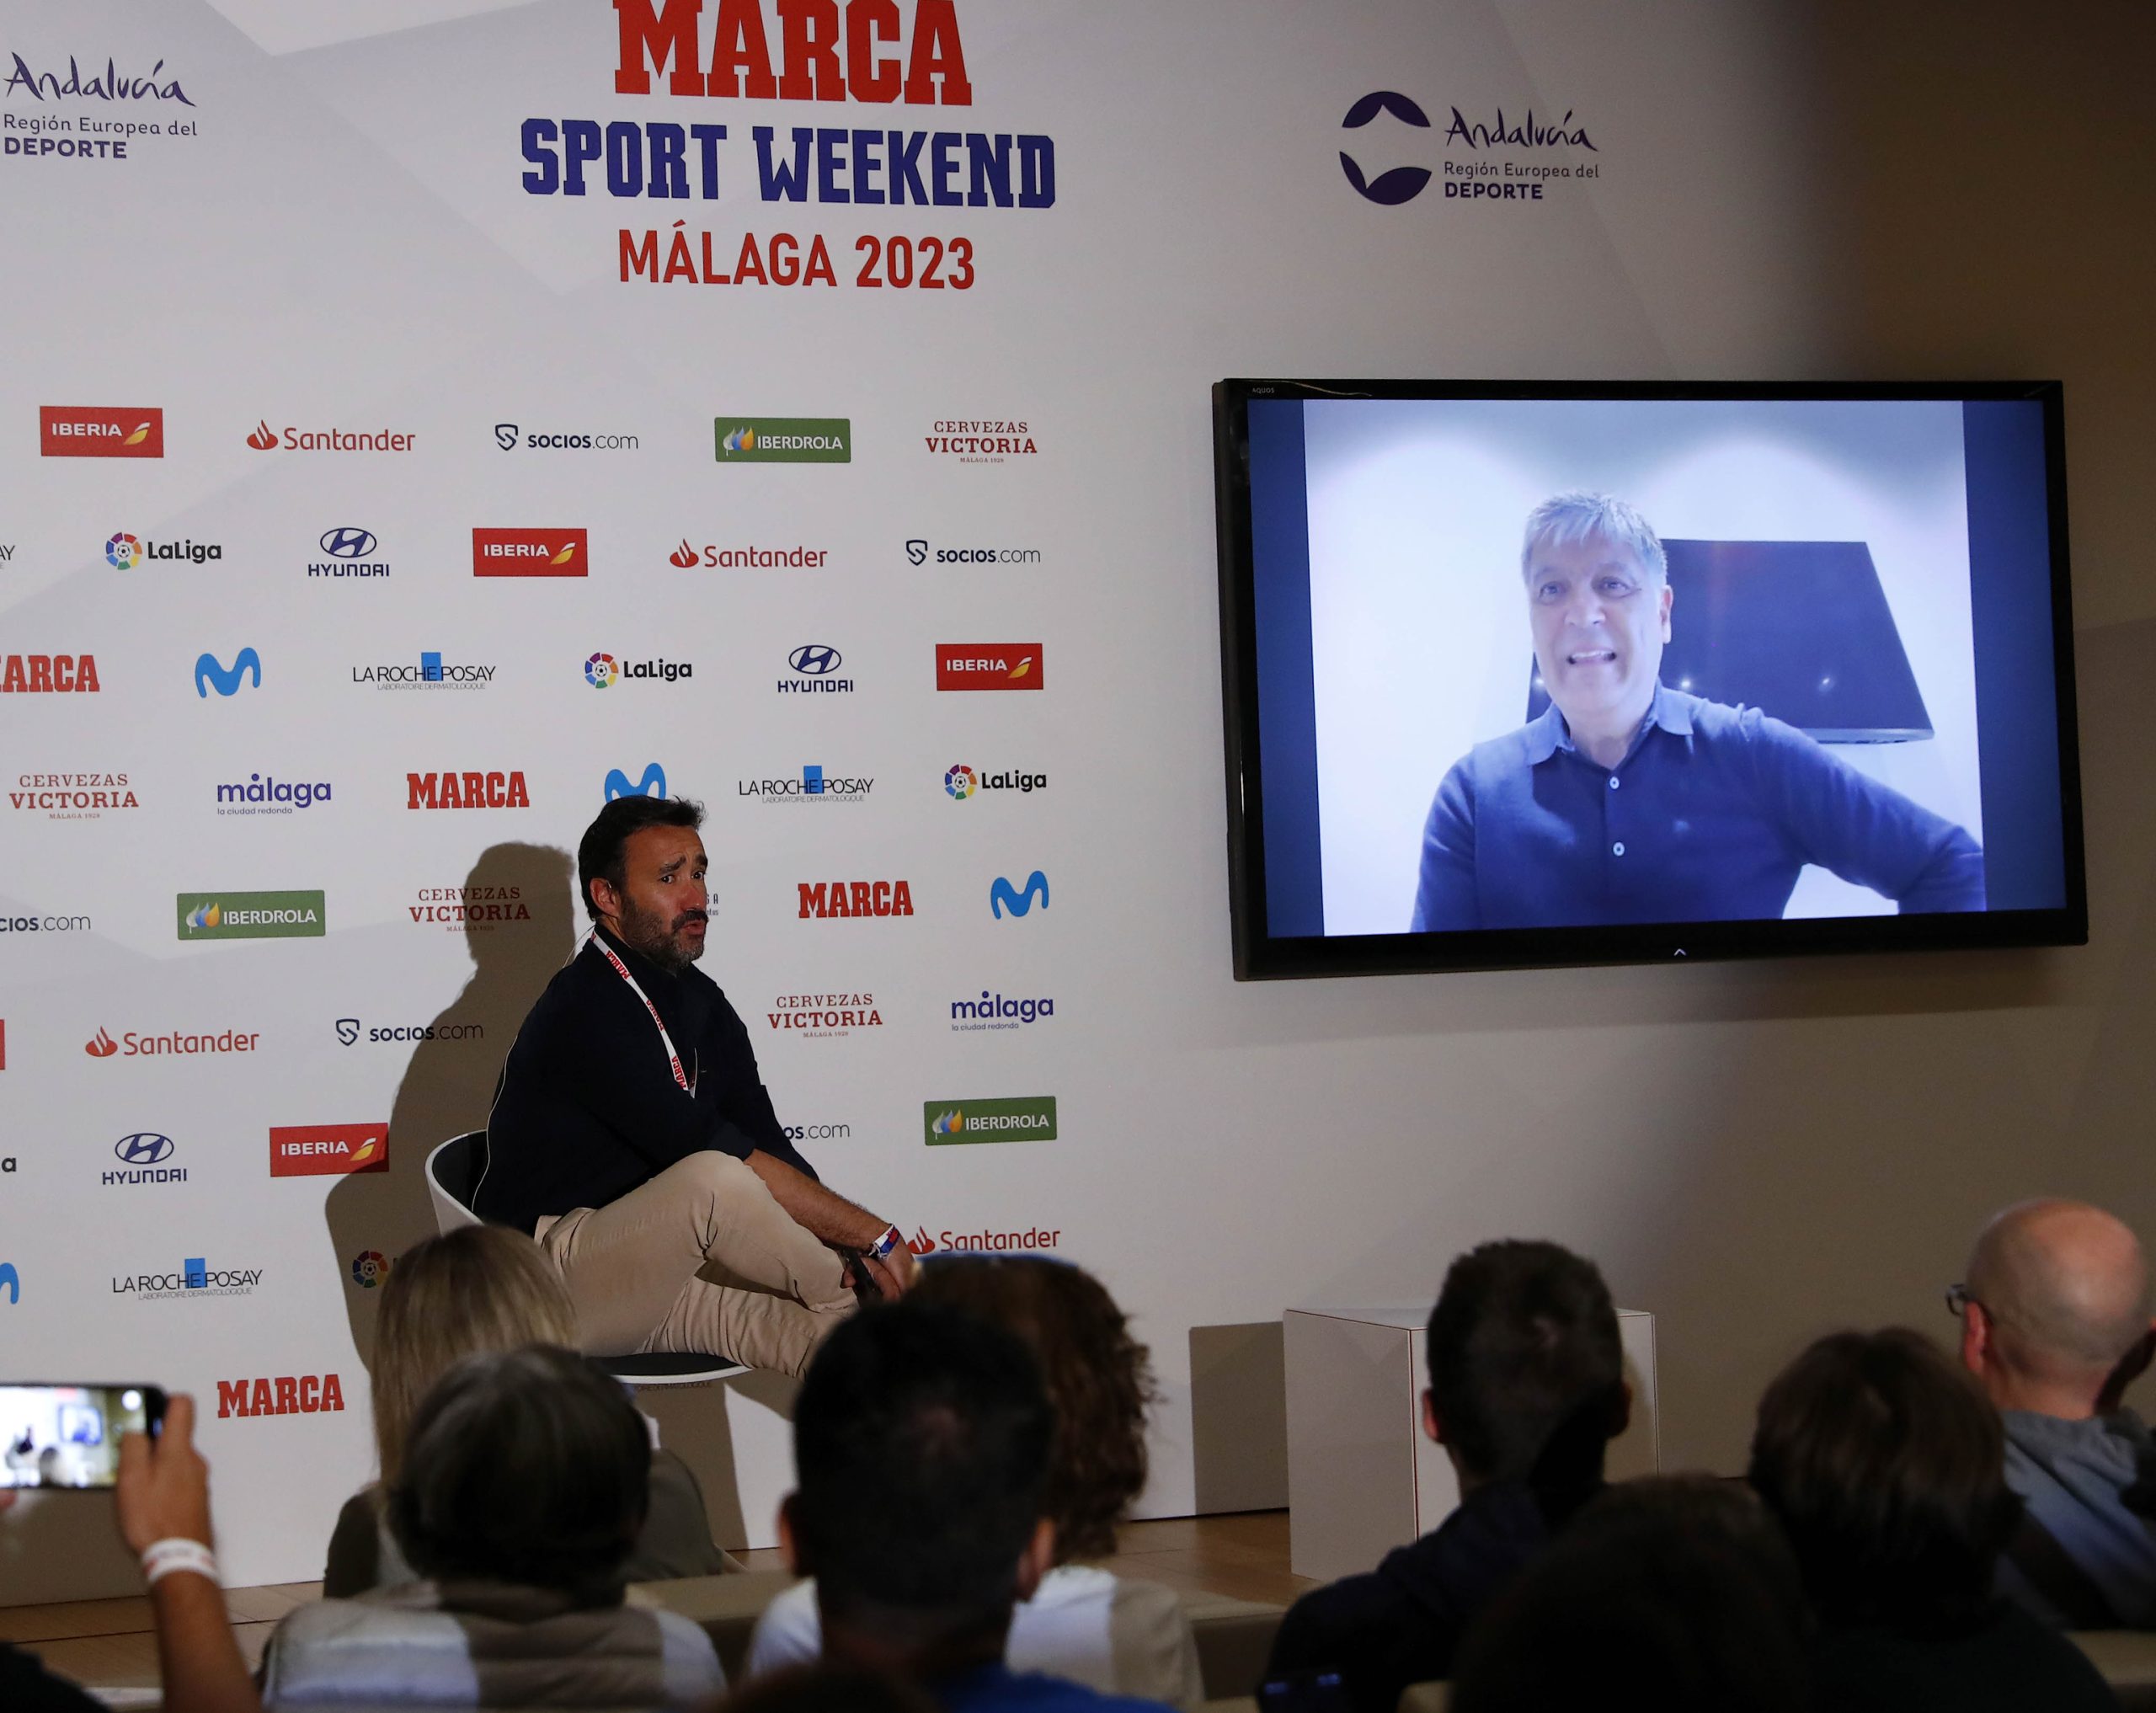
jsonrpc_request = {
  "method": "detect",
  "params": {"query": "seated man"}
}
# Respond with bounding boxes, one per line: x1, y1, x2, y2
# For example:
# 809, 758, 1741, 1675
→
1956, 1198, 2156, 1626
477, 794, 912, 1375
1412, 491, 1985, 931
1264, 1240, 1628, 1713
782, 1299, 1172, 1713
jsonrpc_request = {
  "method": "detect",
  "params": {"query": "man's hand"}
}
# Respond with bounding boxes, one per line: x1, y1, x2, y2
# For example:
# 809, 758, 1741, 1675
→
858, 1240, 917, 1300
117, 1394, 213, 1554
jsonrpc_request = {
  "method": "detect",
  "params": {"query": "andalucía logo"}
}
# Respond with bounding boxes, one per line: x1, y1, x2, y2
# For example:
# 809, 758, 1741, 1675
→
797, 880, 914, 920
781, 643, 852, 694
924, 419, 1035, 462
105, 529, 218, 566
176, 890, 325, 940
269, 1123, 387, 1179
311, 527, 389, 579
935, 644, 1040, 690
215, 772, 331, 815
246, 419, 414, 452
945, 764, 1044, 799
218, 1374, 344, 1417
106, 1131, 184, 1187
1339, 91, 1433, 205
905, 1224, 1062, 1256
585, 651, 691, 686
767, 994, 883, 1038
11, 772, 136, 818
924, 1097, 1058, 1145
671, 539, 828, 569
408, 771, 530, 809
740, 766, 872, 803
714, 419, 851, 463
353, 651, 495, 690
5, 53, 194, 106
411, 885, 530, 930
40, 406, 162, 457
3, 654, 99, 693
472, 527, 588, 577
605, 763, 666, 803
112, 1257, 263, 1301
951, 990, 1054, 1032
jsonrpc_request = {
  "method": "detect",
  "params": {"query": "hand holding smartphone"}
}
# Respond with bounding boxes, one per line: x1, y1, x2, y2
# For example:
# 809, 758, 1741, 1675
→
0, 1385, 168, 1490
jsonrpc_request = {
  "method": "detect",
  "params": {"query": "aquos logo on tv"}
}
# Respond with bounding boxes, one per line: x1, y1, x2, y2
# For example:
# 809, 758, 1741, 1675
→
472, 527, 588, 577
270, 1123, 387, 1178
936, 643, 1039, 690
924, 1097, 1059, 1145
112, 1257, 263, 1301
715, 419, 851, 463
176, 890, 325, 940
40, 406, 162, 457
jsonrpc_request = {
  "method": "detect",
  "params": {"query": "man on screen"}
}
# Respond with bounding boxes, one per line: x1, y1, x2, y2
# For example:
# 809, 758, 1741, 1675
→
1411, 493, 1984, 931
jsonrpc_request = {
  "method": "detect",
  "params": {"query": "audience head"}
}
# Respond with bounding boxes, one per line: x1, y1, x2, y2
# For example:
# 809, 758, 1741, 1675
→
786, 1301, 1054, 1667
1748, 1327, 2020, 1631
1424, 1239, 1626, 1491
387, 1344, 650, 1603
371, 1225, 578, 1483
1450, 1474, 1808, 1713
1961, 1198, 2154, 1417
911, 1255, 1154, 1561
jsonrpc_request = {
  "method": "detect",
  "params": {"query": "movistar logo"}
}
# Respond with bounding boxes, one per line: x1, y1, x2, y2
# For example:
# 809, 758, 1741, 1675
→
605, 762, 667, 802
989, 871, 1049, 919
195, 648, 262, 698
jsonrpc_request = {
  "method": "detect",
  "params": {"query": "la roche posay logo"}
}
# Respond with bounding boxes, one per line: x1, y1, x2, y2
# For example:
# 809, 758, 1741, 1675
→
112, 1257, 262, 1301
1338, 88, 1599, 206
354, 651, 496, 690
176, 890, 325, 939
922, 1097, 1059, 1146
740, 764, 873, 804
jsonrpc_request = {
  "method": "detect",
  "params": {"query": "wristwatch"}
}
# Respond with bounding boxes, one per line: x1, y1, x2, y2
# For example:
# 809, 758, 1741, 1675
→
863, 1224, 905, 1261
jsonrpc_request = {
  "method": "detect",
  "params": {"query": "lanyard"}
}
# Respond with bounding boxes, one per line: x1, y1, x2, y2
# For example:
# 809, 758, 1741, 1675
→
589, 931, 696, 1096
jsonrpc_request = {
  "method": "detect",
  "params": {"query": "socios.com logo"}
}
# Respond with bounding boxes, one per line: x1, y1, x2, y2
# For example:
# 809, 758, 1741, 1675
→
990, 871, 1049, 919
1340, 90, 1433, 204
585, 652, 618, 688
106, 532, 142, 569
605, 762, 666, 802
195, 648, 262, 698
320, 527, 376, 559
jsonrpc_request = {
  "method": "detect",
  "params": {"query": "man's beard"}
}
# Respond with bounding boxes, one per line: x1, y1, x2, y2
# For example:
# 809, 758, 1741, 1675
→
616, 895, 704, 971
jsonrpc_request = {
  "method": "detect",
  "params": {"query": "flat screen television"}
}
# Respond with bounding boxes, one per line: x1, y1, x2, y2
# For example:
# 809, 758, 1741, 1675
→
1212, 380, 2086, 978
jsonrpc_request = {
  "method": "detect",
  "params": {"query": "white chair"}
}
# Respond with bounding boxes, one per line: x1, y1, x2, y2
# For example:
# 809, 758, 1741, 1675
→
423, 1132, 747, 1387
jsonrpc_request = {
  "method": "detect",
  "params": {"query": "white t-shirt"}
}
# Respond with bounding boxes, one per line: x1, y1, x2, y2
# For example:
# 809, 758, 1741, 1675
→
744, 1566, 1204, 1708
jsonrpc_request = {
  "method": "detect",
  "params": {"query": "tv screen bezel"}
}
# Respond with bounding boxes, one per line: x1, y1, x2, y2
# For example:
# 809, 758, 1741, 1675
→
1212, 377, 2088, 980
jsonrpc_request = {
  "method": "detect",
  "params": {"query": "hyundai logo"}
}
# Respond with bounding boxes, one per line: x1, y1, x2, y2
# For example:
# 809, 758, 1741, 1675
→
320, 527, 377, 559
789, 644, 843, 675
114, 1132, 175, 1166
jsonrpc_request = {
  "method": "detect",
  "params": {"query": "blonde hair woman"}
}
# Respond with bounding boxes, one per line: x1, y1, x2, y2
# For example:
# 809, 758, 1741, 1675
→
323, 1226, 730, 1594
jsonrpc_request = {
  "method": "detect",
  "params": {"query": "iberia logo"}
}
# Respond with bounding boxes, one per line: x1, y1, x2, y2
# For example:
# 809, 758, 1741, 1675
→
472, 527, 589, 577
40, 407, 163, 459
935, 644, 1042, 691
270, 1123, 389, 1179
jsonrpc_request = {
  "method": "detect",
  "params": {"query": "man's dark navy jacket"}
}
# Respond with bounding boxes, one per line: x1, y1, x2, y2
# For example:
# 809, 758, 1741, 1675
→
476, 925, 815, 1234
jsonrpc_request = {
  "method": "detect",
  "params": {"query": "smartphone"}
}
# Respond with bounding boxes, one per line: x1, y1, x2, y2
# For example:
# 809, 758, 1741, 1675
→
0, 1385, 167, 1489
1257, 1671, 1353, 1713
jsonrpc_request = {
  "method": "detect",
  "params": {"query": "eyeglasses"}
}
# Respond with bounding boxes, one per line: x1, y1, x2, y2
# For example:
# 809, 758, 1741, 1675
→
1945, 1283, 1978, 1320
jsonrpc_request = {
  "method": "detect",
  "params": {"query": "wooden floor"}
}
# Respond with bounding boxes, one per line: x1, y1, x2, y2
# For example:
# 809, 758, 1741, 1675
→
1, 1511, 1310, 1701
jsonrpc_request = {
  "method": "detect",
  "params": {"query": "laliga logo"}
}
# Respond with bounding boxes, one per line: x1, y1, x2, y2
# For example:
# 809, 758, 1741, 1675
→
945, 765, 976, 800
350, 1250, 390, 1289
605, 762, 666, 802
990, 871, 1049, 919
1340, 90, 1433, 205
105, 532, 141, 569
195, 648, 262, 698
585, 652, 618, 688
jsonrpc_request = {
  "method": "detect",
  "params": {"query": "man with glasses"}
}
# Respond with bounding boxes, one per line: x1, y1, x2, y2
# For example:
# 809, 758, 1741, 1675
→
1951, 1199, 2156, 1627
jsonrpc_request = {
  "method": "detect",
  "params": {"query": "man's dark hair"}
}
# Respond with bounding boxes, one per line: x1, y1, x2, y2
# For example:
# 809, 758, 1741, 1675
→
576, 796, 703, 923
1426, 1239, 1624, 1484
1748, 1327, 2021, 1630
387, 1344, 650, 1604
792, 1301, 1053, 1637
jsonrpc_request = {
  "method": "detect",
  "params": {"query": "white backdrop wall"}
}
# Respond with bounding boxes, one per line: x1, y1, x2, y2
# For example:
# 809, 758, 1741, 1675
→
1, 0, 2148, 1600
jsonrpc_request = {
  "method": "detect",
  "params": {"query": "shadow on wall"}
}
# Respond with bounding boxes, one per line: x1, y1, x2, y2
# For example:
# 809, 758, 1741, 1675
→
323, 842, 578, 1366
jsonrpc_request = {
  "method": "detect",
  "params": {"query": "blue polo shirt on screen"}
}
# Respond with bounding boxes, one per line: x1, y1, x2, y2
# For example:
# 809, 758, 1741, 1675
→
1409, 683, 1986, 931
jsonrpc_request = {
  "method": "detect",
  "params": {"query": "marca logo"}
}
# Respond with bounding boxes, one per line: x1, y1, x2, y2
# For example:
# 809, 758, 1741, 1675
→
797, 880, 914, 920
270, 1123, 387, 1178
311, 526, 389, 579
407, 771, 530, 809
194, 649, 260, 697
472, 527, 588, 577
245, 419, 414, 452
411, 885, 531, 930
906, 1224, 1062, 1256
11, 771, 136, 817
924, 419, 1036, 462
944, 764, 1045, 800
176, 890, 325, 940
3, 654, 99, 693
990, 871, 1049, 919
216, 1374, 344, 1417
924, 1097, 1058, 1145
936, 643, 1040, 690
112, 1257, 263, 1299
740, 765, 872, 803
780, 643, 852, 695
585, 651, 692, 686
106, 529, 219, 567
614, 2, 972, 103
40, 406, 163, 458
951, 990, 1054, 1032
606, 762, 667, 802
216, 772, 331, 815
87, 1026, 259, 1059
767, 993, 883, 1037
714, 418, 851, 463
671, 539, 828, 569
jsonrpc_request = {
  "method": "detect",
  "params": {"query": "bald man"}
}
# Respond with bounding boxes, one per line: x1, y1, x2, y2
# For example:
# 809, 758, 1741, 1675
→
1957, 1198, 2156, 1627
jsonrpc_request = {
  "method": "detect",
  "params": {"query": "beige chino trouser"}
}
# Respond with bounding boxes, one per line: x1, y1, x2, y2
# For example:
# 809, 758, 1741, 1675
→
536, 1151, 857, 1378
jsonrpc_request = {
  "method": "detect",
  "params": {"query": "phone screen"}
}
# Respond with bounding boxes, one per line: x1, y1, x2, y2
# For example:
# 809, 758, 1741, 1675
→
0, 1385, 165, 1489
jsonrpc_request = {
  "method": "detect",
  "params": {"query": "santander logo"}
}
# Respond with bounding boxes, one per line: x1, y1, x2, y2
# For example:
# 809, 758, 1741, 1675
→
669, 540, 697, 568
908, 1227, 936, 1255
246, 420, 278, 450
85, 1028, 118, 1058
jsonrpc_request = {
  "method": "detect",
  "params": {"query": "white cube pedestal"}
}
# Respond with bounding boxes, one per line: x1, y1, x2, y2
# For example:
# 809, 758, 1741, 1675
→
1283, 1304, 1659, 1582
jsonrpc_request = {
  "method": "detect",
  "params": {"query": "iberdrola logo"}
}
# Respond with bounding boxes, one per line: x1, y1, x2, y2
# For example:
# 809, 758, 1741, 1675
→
721, 426, 758, 453
186, 900, 221, 931
931, 1108, 964, 1135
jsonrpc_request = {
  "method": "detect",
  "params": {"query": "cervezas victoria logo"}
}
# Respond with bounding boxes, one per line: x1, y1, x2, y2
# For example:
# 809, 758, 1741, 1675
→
767, 993, 883, 1038
11, 771, 136, 818
40, 407, 163, 457
269, 1123, 387, 1178
411, 884, 531, 931
472, 527, 588, 577
924, 418, 1036, 462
